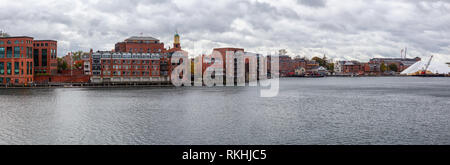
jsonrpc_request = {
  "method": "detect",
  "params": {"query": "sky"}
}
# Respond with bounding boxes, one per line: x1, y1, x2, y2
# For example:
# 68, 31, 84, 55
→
0, 0, 449, 62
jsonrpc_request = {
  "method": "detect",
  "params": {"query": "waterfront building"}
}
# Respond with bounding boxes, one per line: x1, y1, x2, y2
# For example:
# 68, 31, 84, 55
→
115, 36, 165, 53
362, 62, 381, 76
278, 55, 294, 77
90, 51, 164, 83
82, 51, 92, 75
369, 57, 421, 72
0, 36, 34, 85
309, 66, 329, 76
211, 48, 245, 84
267, 55, 320, 77
33, 40, 57, 75
294, 67, 306, 76
292, 57, 307, 71
112, 33, 183, 83
305, 60, 319, 71
334, 61, 364, 75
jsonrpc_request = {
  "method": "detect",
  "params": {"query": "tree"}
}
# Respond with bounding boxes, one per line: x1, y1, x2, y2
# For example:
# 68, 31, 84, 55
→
74, 61, 83, 69
57, 58, 68, 73
312, 56, 335, 72
388, 64, 398, 72
71, 51, 83, 61
279, 49, 287, 55
312, 56, 326, 67
327, 63, 335, 73
380, 63, 387, 72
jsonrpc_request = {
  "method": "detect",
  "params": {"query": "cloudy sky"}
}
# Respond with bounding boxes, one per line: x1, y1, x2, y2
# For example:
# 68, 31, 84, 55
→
1, 0, 449, 62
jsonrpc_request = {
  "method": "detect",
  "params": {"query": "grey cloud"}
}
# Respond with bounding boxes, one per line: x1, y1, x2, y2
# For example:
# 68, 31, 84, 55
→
297, 0, 326, 7
0, 0, 448, 62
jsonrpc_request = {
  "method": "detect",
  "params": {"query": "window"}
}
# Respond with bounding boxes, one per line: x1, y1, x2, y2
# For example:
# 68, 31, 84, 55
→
7, 62, 11, 75
14, 62, 19, 75
14, 47, 20, 58
45, 43, 48, 46
14, 40, 19, 44
7, 41, 11, 44
0, 62, 3, 75
42, 49, 47, 67
26, 62, 29, 75
28, 47, 32, 58
0, 41, 3, 45
15, 79, 18, 83
6, 47, 12, 58
34, 49, 39, 66
0, 47, 4, 58
29, 62, 32, 75
0, 77, 3, 83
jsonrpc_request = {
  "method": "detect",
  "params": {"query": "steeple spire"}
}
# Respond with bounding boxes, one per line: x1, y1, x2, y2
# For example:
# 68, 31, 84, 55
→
174, 31, 180, 49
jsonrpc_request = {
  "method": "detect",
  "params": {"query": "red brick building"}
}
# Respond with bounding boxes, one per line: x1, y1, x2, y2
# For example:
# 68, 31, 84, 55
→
115, 36, 165, 53
90, 51, 163, 83
369, 57, 421, 72
334, 61, 364, 75
212, 48, 245, 68
211, 48, 245, 83
33, 40, 57, 75
0, 36, 34, 85
90, 33, 183, 83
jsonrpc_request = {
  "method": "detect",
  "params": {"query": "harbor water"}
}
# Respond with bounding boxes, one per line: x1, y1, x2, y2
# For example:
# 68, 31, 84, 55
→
0, 77, 449, 145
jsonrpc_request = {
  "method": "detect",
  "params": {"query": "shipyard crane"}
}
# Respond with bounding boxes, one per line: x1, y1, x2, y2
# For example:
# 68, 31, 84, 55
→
401, 49, 404, 59
400, 47, 408, 59
421, 55, 433, 75
404, 47, 407, 59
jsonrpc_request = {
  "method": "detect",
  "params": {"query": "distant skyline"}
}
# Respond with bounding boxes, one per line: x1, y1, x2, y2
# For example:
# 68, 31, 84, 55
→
0, 0, 449, 62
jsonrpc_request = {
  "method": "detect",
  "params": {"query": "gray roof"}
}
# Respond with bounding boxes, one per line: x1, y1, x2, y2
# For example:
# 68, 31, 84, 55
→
401, 61, 418, 66
125, 36, 159, 41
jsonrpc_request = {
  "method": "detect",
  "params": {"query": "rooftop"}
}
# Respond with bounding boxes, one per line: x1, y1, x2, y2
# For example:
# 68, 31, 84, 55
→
0, 36, 34, 39
370, 57, 420, 62
34, 40, 57, 42
125, 36, 159, 41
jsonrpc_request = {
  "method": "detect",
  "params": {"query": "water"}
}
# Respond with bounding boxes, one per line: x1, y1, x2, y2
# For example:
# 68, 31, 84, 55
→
0, 77, 449, 145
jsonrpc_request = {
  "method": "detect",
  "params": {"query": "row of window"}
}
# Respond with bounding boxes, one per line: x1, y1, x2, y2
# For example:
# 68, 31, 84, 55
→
0, 47, 33, 58
0, 40, 33, 45
0, 78, 32, 84
102, 71, 160, 76
0, 47, 56, 60
104, 60, 160, 65
0, 61, 33, 76
0, 77, 18, 84
126, 40, 159, 44
129, 48, 162, 53
105, 65, 160, 70
0, 40, 56, 47
33, 43, 56, 47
